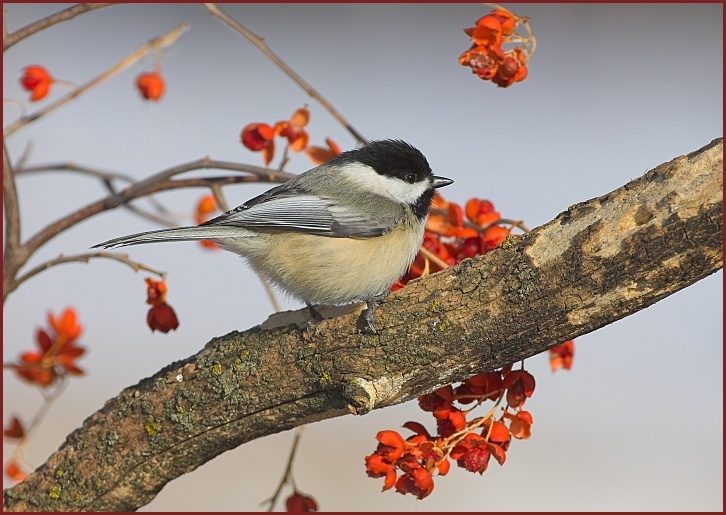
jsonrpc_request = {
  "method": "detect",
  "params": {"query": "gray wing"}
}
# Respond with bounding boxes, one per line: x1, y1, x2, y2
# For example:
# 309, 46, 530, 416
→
201, 184, 404, 238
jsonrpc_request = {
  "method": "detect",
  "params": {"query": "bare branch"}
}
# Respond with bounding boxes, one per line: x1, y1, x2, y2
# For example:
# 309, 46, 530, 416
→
16, 163, 182, 227
112, 158, 295, 208
10, 251, 167, 295
3, 140, 24, 301
16, 162, 149, 183
128, 173, 292, 198
14, 160, 294, 201
262, 426, 305, 512
3, 22, 190, 137
208, 183, 229, 212
202, 3, 369, 146
2, 140, 20, 251
3, 3, 117, 51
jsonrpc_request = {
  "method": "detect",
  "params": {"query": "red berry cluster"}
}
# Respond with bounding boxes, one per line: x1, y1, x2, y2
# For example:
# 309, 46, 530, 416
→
240, 107, 341, 167
458, 5, 535, 88
393, 194, 520, 291
365, 365, 535, 499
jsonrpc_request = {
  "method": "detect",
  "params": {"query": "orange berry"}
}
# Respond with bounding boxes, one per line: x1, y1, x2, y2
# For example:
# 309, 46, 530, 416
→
447, 202, 464, 227
240, 123, 274, 150
5, 459, 27, 482
449, 227, 479, 240
196, 195, 217, 216
476, 211, 501, 228
136, 71, 165, 101
19, 65, 53, 101
490, 8, 517, 35
199, 239, 220, 251
465, 198, 495, 222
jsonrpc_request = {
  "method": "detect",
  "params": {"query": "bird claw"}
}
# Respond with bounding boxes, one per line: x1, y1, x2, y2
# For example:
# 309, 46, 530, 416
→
305, 292, 389, 338
358, 307, 378, 334
357, 291, 390, 335
305, 303, 325, 337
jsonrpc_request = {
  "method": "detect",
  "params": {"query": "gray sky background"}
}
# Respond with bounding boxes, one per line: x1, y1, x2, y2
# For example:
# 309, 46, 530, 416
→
3, 3, 723, 511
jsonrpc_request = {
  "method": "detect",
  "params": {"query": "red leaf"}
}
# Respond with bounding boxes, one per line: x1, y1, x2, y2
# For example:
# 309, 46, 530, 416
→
3, 417, 25, 439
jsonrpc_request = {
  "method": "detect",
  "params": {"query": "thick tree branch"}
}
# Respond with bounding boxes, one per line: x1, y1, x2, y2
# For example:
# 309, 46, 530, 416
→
3, 138, 722, 512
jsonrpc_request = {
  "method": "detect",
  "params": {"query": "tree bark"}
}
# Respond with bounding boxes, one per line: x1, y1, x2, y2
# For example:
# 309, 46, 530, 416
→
3, 138, 722, 512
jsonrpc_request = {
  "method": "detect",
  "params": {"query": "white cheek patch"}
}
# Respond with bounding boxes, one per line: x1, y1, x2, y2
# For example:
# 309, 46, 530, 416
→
340, 162, 430, 204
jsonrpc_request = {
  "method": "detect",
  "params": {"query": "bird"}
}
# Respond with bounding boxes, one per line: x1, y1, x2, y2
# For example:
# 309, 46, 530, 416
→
94, 139, 453, 331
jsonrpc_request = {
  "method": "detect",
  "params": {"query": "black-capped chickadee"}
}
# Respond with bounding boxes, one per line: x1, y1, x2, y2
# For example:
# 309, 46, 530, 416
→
94, 139, 453, 330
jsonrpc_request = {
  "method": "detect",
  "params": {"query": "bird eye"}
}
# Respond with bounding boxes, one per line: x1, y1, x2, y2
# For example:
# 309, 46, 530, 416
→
405, 173, 417, 184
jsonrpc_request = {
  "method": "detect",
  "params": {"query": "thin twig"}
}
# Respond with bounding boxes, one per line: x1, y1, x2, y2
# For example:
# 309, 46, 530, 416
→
262, 425, 305, 512
144, 174, 290, 194
505, 219, 530, 233
3, 5, 8, 41
16, 163, 182, 227
13, 140, 33, 169
3, 140, 24, 302
2, 98, 26, 119
202, 3, 368, 146
208, 183, 229, 213
16, 160, 295, 192
3, 141, 20, 252
419, 245, 450, 270
112, 158, 294, 211
469, 217, 529, 233
11, 251, 167, 294
3, 3, 117, 51
4, 378, 69, 472
259, 277, 281, 313
3, 22, 190, 137
429, 206, 531, 234
277, 143, 291, 173
485, 2, 536, 58
17, 162, 150, 183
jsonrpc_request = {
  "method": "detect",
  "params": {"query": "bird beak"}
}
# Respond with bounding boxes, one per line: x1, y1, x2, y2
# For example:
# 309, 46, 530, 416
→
432, 176, 454, 189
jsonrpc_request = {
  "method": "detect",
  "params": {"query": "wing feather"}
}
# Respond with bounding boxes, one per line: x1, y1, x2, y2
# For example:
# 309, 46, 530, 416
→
201, 185, 402, 238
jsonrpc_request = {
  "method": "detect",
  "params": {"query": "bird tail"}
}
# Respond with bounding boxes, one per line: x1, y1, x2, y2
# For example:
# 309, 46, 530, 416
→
92, 226, 250, 249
